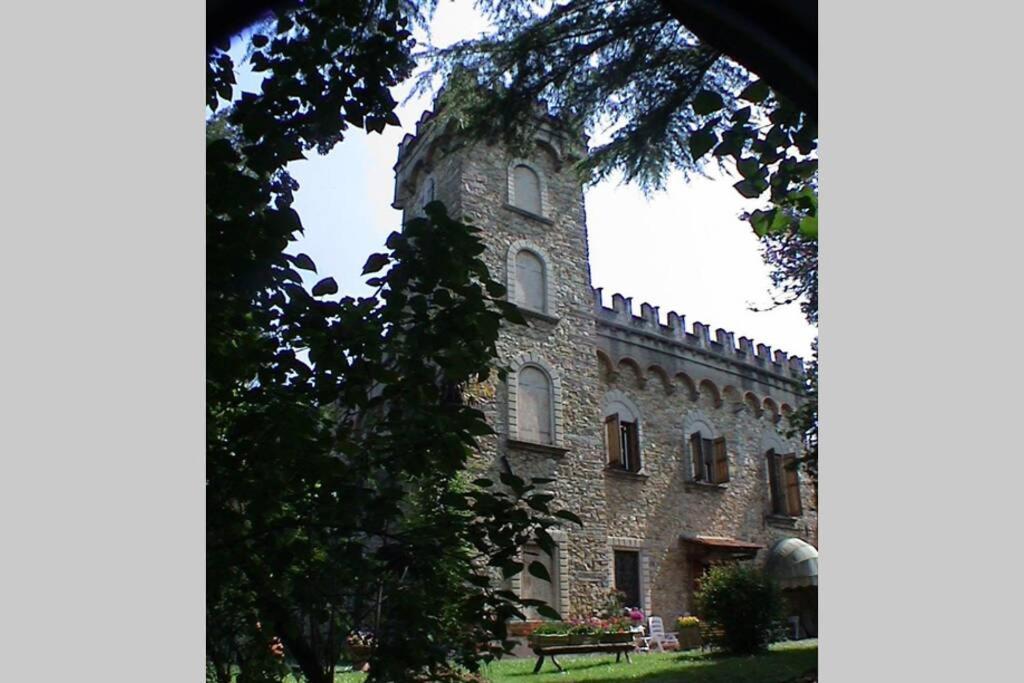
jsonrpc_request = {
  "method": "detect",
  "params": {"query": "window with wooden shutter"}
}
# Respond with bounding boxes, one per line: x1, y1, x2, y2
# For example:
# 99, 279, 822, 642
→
513, 164, 543, 214
518, 366, 553, 444
767, 449, 784, 514
514, 249, 545, 312
712, 437, 729, 484
625, 422, 641, 472
783, 454, 802, 516
690, 433, 703, 480
605, 414, 621, 467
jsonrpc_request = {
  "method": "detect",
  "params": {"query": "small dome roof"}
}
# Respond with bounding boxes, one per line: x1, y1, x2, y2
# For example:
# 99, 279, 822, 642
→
764, 538, 818, 588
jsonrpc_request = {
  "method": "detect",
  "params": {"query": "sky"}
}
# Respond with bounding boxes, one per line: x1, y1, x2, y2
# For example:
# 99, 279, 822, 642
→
229, 1, 816, 360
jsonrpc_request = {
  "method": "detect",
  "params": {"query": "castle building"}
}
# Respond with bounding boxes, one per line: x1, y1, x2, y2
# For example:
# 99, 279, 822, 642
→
392, 102, 818, 635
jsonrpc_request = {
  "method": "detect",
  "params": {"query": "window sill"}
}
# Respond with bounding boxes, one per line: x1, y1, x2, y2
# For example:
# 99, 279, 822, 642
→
503, 203, 554, 225
517, 306, 560, 325
506, 438, 569, 457
684, 480, 727, 492
765, 514, 800, 528
603, 467, 648, 481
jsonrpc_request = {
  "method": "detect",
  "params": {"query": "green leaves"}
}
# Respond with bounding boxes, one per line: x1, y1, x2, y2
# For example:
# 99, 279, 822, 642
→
689, 127, 717, 160
692, 89, 724, 116
736, 157, 761, 180
739, 80, 770, 104
799, 216, 818, 240
362, 252, 390, 275
289, 253, 317, 272
553, 509, 583, 526
528, 560, 552, 582
535, 604, 561, 620
733, 177, 768, 199
311, 277, 338, 296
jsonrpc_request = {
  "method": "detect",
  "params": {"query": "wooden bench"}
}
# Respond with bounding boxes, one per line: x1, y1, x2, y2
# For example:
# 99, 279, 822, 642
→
530, 642, 635, 673
699, 625, 726, 650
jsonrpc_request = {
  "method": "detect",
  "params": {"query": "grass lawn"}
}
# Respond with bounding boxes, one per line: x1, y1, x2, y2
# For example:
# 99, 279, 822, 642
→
330, 639, 817, 682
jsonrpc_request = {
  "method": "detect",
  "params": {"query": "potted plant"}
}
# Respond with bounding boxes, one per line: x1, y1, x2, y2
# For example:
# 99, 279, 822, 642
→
344, 631, 375, 671
567, 622, 599, 645
599, 617, 634, 644
676, 616, 701, 650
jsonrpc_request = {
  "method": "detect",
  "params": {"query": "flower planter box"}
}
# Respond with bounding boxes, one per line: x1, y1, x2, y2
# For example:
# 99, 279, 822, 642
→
600, 632, 634, 644
677, 626, 701, 650
529, 634, 570, 647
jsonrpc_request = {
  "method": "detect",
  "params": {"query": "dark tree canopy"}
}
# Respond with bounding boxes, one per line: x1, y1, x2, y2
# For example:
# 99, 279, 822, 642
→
207, 3, 579, 682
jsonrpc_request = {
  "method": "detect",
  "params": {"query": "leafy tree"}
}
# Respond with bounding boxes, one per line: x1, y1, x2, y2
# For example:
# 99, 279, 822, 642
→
694, 563, 784, 655
207, 2, 578, 681
424, 0, 816, 235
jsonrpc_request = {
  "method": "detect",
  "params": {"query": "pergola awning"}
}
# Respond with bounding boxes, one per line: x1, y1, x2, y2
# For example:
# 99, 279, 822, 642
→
681, 534, 764, 558
764, 537, 818, 589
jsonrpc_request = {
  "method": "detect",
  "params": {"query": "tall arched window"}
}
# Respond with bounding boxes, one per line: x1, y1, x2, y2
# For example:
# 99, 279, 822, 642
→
515, 249, 546, 312
767, 449, 802, 517
604, 397, 642, 473
517, 365, 553, 444
684, 413, 728, 484
513, 164, 542, 215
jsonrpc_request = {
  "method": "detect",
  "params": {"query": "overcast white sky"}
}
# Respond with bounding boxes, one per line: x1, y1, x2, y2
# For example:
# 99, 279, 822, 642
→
238, 1, 816, 360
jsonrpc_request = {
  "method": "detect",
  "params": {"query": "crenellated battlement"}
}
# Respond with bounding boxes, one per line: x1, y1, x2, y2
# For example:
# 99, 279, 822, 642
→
394, 91, 586, 182
592, 287, 806, 381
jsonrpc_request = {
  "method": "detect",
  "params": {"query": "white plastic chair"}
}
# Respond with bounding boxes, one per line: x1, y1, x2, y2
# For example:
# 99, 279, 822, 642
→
645, 616, 680, 652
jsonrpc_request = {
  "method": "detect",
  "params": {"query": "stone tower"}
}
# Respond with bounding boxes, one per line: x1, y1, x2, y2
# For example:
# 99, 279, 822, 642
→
392, 104, 616, 619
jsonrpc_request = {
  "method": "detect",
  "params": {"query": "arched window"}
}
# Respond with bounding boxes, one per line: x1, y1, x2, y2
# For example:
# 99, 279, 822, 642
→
514, 249, 546, 312
604, 397, 642, 473
520, 543, 559, 620
517, 365, 553, 444
512, 164, 542, 215
684, 413, 727, 484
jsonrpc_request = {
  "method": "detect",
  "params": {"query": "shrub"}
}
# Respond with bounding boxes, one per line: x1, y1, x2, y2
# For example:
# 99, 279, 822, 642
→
694, 563, 783, 655
531, 622, 569, 636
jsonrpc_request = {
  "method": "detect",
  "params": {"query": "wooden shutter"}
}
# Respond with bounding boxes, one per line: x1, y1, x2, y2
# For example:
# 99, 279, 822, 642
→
712, 437, 729, 483
627, 423, 641, 472
783, 454, 802, 516
690, 432, 703, 480
766, 450, 783, 515
605, 414, 621, 467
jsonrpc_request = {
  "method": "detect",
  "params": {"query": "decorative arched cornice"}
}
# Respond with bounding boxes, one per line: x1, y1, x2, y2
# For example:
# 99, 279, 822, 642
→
647, 365, 675, 395
698, 378, 722, 409
763, 397, 781, 424
596, 349, 616, 383
507, 352, 564, 447
682, 409, 719, 440
616, 357, 646, 389
744, 391, 763, 417
675, 372, 698, 401
507, 158, 549, 217
722, 385, 743, 414
506, 239, 555, 316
